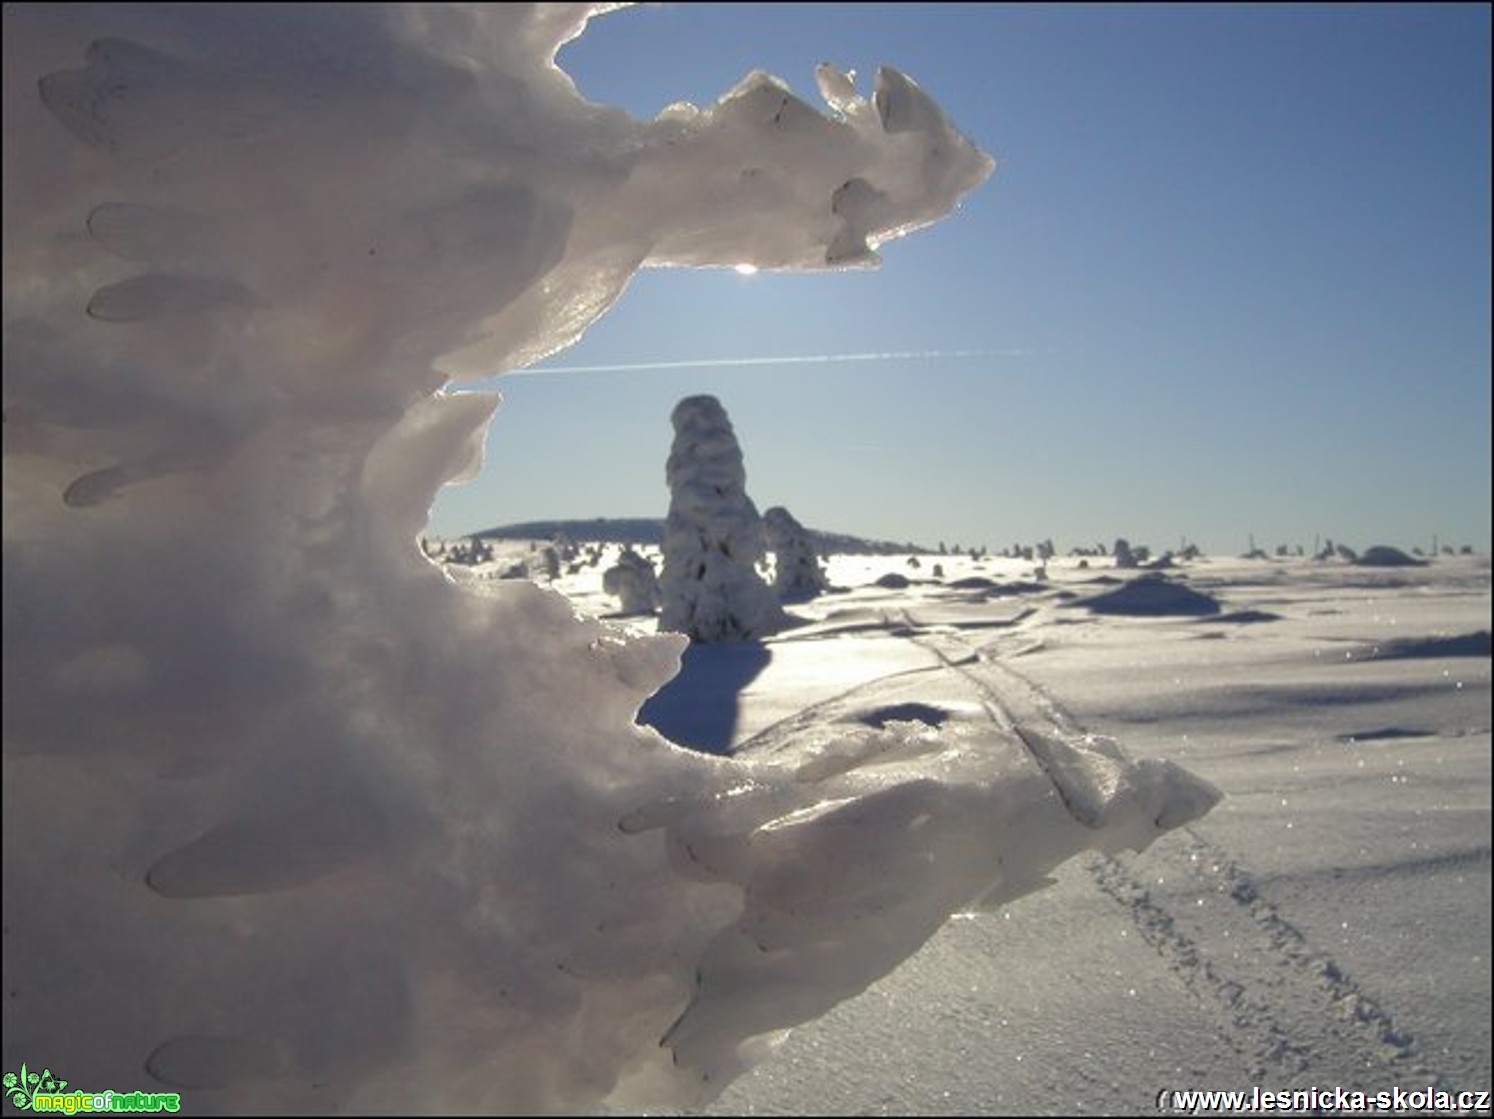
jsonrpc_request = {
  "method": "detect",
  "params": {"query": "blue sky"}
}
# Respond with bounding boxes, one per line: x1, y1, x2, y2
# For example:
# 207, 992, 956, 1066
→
429, 3, 1491, 556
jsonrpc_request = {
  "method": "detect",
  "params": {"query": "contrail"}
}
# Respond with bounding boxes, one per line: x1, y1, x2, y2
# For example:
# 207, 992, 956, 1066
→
489, 348, 1026, 378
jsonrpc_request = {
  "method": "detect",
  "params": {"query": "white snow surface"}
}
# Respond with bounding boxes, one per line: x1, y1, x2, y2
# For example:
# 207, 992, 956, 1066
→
5, 4, 1473, 1117
555, 551, 1491, 1114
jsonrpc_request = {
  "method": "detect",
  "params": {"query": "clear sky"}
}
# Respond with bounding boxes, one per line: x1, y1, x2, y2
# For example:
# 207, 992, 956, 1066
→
429, 2, 1492, 556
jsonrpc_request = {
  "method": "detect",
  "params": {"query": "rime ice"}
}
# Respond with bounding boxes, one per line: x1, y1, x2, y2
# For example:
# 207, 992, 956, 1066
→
659, 395, 783, 642
764, 505, 832, 600
604, 548, 662, 615
2, 4, 1218, 1114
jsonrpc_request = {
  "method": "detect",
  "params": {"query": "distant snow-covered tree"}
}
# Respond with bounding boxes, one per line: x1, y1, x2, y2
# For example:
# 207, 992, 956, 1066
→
603, 549, 662, 615
763, 505, 830, 601
658, 395, 784, 641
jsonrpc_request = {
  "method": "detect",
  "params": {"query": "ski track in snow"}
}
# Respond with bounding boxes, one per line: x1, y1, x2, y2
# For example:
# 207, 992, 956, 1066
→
749, 603, 1454, 1093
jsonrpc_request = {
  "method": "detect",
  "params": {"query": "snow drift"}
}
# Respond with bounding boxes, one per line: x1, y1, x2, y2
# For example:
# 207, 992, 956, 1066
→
3, 4, 1218, 1113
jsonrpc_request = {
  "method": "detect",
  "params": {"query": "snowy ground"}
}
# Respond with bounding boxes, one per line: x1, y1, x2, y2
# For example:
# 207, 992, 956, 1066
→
458, 543, 1492, 1114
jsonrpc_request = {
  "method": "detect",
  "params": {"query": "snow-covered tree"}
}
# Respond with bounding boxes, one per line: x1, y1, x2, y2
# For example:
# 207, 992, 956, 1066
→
603, 549, 662, 615
764, 505, 830, 600
659, 395, 784, 641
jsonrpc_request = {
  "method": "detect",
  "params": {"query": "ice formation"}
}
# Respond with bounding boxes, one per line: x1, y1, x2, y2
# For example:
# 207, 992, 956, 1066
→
3, 4, 1217, 1114
764, 504, 832, 600
659, 395, 784, 641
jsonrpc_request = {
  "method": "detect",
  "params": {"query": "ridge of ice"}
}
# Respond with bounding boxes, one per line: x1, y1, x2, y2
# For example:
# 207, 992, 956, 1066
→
2, 4, 1217, 1113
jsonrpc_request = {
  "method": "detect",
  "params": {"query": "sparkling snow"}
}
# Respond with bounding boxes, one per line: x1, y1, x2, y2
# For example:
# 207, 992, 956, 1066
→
3, 3, 1487, 1116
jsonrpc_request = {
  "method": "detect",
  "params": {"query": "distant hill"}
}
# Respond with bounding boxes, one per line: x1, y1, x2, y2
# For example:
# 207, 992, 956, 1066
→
475, 518, 663, 546
470, 517, 925, 555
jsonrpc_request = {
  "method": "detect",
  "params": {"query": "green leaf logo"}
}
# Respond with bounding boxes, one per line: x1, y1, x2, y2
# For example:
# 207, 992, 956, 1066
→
5, 1061, 35, 1110
1, 1063, 66, 1111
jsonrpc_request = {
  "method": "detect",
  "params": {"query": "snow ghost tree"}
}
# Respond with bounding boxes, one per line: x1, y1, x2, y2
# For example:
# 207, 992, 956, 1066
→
764, 505, 831, 600
659, 395, 785, 641
603, 548, 661, 615
3, 4, 1219, 1115
538, 543, 562, 580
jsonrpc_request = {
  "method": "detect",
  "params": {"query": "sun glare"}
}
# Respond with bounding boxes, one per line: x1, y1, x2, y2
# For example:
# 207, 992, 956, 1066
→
733, 263, 759, 275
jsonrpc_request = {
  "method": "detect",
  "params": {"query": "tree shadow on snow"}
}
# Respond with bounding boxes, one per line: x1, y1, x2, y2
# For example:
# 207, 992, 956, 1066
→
637, 641, 772, 756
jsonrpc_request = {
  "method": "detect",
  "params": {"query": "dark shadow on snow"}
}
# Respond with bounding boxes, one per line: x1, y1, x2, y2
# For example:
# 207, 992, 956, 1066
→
855, 702, 950, 729
1335, 727, 1437, 743
1206, 609, 1282, 624
637, 641, 772, 756
1359, 630, 1491, 660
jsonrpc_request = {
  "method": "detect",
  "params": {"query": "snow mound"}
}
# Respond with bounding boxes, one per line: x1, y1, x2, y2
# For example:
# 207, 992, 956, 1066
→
1355, 545, 1428, 567
1077, 573, 1223, 617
